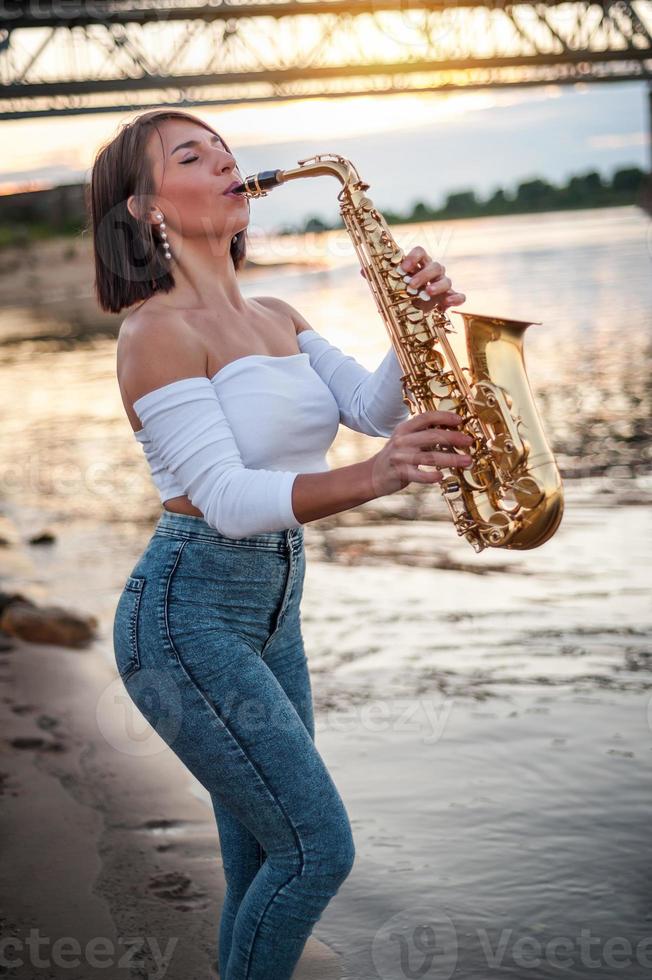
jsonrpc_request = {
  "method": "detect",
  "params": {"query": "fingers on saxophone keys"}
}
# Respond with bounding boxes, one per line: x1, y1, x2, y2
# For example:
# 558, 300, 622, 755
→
421, 450, 473, 468
426, 278, 452, 294
412, 426, 474, 448
406, 281, 453, 302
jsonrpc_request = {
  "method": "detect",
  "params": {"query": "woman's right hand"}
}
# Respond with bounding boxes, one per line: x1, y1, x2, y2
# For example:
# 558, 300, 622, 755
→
368, 409, 475, 497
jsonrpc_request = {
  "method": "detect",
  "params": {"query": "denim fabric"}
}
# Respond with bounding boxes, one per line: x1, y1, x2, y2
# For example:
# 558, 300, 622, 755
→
112, 509, 355, 979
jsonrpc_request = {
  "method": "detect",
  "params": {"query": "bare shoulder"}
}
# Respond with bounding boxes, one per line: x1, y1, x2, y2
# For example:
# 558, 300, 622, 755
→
117, 306, 207, 407
253, 295, 314, 335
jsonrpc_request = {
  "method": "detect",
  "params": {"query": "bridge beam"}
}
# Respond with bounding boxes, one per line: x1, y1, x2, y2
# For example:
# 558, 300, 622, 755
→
0, 0, 650, 119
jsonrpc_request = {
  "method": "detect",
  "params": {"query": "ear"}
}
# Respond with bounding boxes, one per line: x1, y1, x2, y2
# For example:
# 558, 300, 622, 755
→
127, 194, 159, 225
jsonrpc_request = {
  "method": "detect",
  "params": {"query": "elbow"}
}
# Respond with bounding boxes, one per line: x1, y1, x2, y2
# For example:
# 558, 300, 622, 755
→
195, 509, 255, 540
359, 406, 411, 438
371, 402, 412, 438
186, 469, 291, 540
193, 498, 254, 540
339, 410, 399, 438
183, 471, 250, 539
208, 516, 247, 540
345, 387, 411, 437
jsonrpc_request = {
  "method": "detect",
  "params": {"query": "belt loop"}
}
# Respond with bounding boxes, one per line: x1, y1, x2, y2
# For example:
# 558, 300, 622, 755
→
288, 527, 301, 554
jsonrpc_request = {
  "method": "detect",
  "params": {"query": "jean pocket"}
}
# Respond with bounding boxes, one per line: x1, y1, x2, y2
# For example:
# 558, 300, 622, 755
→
113, 575, 146, 682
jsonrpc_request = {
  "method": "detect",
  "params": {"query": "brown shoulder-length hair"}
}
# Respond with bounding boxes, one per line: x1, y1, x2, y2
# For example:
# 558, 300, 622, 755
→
88, 108, 247, 314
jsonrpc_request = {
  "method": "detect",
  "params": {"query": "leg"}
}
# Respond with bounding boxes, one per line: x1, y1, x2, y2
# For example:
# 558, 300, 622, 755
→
212, 797, 266, 976
261, 629, 315, 744
126, 630, 354, 980
222, 634, 351, 980
212, 628, 315, 974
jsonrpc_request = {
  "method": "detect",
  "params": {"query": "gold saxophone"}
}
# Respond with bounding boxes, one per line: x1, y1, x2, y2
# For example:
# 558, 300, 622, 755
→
234, 154, 564, 553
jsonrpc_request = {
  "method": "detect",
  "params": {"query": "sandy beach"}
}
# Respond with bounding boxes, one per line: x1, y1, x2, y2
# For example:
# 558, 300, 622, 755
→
0, 501, 343, 980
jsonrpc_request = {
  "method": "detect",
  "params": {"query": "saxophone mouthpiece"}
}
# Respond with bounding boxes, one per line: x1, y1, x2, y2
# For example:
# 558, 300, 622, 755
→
232, 170, 284, 198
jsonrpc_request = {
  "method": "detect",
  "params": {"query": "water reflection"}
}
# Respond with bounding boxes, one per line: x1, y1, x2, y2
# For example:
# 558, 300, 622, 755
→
0, 205, 649, 522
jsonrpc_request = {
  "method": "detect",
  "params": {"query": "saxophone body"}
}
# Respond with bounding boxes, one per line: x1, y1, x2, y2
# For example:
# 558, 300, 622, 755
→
234, 155, 564, 553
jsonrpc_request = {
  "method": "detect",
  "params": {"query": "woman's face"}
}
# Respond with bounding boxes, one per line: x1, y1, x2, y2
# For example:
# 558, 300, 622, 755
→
145, 117, 249, 247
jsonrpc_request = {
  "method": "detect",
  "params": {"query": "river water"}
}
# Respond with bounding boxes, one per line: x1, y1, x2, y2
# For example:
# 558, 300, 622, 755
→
0, 204, 650, 979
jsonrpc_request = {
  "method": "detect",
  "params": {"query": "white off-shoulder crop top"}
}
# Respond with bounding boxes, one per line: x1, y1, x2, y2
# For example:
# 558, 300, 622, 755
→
132, 327, 411, 538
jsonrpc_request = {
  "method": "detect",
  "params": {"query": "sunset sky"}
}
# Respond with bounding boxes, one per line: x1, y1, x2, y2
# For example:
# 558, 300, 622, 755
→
0, 79, 647, 231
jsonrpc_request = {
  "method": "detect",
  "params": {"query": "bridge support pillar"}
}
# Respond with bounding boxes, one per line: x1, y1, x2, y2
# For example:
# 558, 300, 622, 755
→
648, 82, 652, 173
639, 82, 652, 215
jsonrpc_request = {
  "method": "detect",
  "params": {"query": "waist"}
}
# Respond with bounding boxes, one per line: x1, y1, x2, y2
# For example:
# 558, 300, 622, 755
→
153, 508, 304, 554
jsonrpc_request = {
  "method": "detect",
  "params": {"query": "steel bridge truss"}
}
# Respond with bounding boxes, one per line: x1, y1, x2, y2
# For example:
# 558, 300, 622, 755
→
0, 0, 650, 119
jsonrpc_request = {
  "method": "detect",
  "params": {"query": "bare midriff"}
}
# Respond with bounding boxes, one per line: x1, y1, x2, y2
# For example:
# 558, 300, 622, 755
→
162, 496, 205, 517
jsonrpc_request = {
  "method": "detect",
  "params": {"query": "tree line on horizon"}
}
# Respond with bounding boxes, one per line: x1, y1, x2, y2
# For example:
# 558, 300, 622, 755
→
0, 163, 647, 249
278, 165, 647, 235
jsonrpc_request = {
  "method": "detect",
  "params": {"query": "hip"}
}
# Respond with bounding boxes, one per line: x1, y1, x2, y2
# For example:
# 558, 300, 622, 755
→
112, 510, 305, 683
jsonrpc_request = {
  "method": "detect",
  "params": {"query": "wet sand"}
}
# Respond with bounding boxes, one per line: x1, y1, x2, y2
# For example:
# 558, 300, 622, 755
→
0, 534, 343, 980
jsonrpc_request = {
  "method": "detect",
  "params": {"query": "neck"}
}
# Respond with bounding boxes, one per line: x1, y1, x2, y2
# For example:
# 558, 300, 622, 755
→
162, 234, 246, 312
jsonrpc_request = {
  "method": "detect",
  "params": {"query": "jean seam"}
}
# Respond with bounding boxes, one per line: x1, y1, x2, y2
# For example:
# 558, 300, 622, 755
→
159, 601, 308, 977
128, 584, 144, 675
260, 546, 299, 660
160, 539, 282, 664
161, 538, 190, 665
157, 631, 308, 969
154, 528, 285, 552
161, 539, 263, 663
241, 870, 303, 979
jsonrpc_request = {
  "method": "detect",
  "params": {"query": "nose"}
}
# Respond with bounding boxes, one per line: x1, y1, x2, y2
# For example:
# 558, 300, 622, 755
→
216, 157, 241, 185
213, 147, 237, 175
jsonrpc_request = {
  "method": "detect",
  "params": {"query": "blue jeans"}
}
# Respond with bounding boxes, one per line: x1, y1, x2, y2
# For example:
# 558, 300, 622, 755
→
112, 510, 355, 979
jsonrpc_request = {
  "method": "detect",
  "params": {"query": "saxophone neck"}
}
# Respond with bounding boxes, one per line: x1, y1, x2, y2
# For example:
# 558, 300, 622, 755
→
284, 154, 366, 189
236, 154, 368, 198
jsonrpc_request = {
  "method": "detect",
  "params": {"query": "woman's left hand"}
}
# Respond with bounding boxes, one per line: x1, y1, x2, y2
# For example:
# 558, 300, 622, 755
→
361, 245, 466, 310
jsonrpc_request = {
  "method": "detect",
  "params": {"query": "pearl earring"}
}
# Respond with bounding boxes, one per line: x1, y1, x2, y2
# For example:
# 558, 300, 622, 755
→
155, 211, 172, 262
232, 235, 237, 245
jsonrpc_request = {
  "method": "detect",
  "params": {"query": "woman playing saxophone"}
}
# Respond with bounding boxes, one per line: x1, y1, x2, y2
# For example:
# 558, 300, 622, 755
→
96, 108, 472, 979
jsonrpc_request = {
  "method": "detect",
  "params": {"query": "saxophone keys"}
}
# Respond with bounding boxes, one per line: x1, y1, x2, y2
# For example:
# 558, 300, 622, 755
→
511, 475, 544, 509
441, 477, 462, 496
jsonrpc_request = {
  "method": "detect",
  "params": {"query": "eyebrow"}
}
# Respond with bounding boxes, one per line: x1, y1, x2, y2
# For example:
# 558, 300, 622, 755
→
170, 134, 225, 156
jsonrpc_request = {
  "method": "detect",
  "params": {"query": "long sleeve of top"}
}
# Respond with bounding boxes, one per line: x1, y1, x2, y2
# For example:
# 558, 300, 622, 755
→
296, 329, 412, 438
133, 377, 301, 539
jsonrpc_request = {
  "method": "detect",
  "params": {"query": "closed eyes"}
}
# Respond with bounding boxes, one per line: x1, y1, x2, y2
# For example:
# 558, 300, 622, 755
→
179, 135, 228, 165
